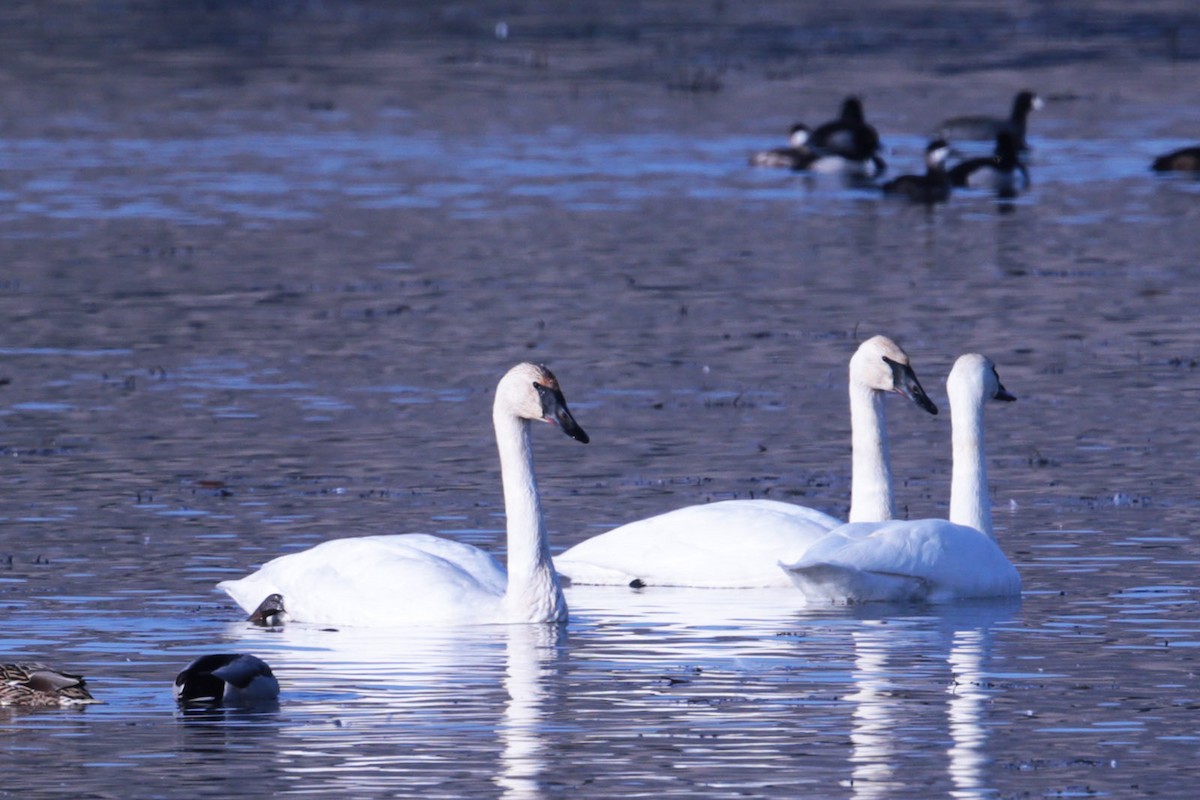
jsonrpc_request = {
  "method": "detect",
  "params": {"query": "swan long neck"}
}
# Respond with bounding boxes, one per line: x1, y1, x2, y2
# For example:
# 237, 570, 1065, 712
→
848, 383, 895, 523
948, 389, 993, 538
493, 409, 566, 622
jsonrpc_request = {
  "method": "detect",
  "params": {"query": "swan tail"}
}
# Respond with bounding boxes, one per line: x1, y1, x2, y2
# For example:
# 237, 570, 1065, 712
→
780, 560, 930, 604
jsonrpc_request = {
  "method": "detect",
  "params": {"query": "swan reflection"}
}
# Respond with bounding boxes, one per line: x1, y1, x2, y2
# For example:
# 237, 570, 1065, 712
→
845, 622, 905, 798
227, 621, 560, 796
946, 628, 990, 799
844, 601, 1017, 799
494, 624, 563, 800
215, 592, 1016, 796
565, 584, 812, 662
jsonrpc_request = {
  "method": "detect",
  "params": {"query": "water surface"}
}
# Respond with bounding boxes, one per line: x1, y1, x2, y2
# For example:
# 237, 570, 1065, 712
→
3, 2, 1200, 797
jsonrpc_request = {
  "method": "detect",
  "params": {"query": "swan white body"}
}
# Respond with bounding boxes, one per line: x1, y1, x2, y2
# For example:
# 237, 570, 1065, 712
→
554, 336, 937, 588
782, 518, 1019, 602
218, 363, 589, 627
557, 500, 841, 588
783, 354, 1020, 603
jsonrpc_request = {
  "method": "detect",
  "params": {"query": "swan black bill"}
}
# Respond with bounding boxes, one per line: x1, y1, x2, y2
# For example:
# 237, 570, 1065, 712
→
884, 357, 939, 415
991, 366, 1017, 402
536, 383, 590, 444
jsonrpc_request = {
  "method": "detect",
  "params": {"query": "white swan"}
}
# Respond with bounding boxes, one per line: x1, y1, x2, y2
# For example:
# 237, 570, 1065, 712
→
218, 362, 589, 627
553, 336, 938, 588
781, 353, 1020, 603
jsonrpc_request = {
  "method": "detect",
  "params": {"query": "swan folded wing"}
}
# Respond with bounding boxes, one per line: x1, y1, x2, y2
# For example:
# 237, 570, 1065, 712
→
733, 499, 842, 529
782, 561, 931, 604
780, 519, 1020, 602
556, 499, 840, 588
219, 534, 509, 626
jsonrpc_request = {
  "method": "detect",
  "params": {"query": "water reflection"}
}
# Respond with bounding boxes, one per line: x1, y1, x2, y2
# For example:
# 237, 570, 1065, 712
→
173, 701, 284, 762
6, 124, 1176, 226
495, 624, 562, 800
845, 623, 904, 798
946, 628, 989, 800
842, 602, 1018, 799
6, 1, 1200, 795
566, 584, 810, 658
226, 621, 544, 795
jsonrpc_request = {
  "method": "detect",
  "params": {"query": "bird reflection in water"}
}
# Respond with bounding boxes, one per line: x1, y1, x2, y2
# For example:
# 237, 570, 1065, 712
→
494, 623, 564, 800
844, 603, 1015, 799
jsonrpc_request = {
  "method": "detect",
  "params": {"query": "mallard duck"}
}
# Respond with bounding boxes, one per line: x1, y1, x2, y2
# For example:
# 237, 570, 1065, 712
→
0, 663, 99, 707
174, 654, 280, 707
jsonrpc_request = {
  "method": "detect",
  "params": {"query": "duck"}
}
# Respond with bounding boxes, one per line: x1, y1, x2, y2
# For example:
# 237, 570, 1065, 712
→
807, 96, 888, 177
749, 124, 815, 170
174, 654, 279, 707
553, 336, 937, 588
781, 353, 1020, 604
948, 131, 1030, 198
218, 362, 589, 627
938, 90, 1043, 151
247, 593, 286, 626
1151, 146, 1200, 172
882, 139, 952, 205
0, 662, 99, 707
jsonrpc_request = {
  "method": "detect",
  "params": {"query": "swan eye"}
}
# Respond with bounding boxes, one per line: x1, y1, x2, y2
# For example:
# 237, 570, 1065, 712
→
881, 355, 906, 382
534, 382, 556, 415
533, 381, 590, 442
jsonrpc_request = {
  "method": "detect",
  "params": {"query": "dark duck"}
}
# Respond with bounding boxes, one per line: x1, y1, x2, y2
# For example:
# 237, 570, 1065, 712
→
938, 90, 1043, 151
948, 131, 1030, 198
882, 139, 952, 204
807, 95, 887, 176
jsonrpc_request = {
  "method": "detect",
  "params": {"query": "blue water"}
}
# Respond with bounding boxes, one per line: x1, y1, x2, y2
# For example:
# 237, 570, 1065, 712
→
3, 1, 1200, 797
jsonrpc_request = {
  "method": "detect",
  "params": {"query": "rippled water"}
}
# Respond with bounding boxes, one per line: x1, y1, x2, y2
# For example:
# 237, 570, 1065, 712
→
3, 1, 1200, 797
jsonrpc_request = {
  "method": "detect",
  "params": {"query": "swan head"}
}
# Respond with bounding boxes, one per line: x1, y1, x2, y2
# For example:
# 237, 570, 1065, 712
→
496, 362, 590, 443
948, 353, 1017, 405
850, 335, 939, 415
